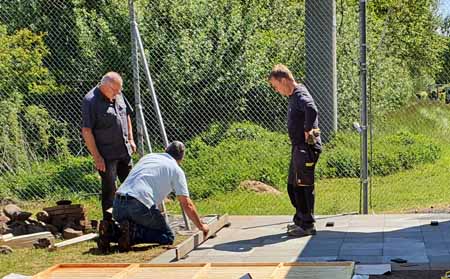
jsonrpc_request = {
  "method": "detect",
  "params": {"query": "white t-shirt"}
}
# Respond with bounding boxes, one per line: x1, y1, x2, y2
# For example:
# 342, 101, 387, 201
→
116, 153, 189, 208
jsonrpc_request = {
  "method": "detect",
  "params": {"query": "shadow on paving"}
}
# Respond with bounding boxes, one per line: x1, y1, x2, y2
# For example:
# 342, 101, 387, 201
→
191, 215, 450, 275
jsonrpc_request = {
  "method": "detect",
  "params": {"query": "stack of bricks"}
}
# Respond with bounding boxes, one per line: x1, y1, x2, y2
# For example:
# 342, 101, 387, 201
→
41, 204, 92, 239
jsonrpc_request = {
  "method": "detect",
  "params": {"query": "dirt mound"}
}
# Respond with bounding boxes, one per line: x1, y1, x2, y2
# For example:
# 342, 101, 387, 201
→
239, 180, 282, 195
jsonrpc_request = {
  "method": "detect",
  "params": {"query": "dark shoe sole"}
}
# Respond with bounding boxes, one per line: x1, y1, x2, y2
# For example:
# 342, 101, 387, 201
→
97, 220, 111, 253
118, 220, 131, 252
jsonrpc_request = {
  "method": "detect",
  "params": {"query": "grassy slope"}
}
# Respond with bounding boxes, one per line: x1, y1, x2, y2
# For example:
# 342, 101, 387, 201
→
168, 102, 450, 215
2, 102, 450, 276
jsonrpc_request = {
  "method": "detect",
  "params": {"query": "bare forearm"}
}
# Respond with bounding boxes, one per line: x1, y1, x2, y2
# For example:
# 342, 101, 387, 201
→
81, 128, 101, 158
181, 200, 203, 230
127, 115, 134, 141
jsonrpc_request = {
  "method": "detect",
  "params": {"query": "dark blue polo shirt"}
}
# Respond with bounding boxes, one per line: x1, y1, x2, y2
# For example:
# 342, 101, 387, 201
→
287, 84, 321, 149
82, 87, 132, 160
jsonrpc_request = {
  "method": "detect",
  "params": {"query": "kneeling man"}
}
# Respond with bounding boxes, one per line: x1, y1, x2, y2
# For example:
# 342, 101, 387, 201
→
101, 141, 209, 252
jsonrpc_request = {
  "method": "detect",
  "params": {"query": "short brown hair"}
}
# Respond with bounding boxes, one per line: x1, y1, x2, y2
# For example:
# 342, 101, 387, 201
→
268, 64, 294, 81
166, 141, 185, 161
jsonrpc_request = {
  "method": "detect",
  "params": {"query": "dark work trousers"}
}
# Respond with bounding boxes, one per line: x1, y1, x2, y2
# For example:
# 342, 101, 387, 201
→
99, 156, 132, 220
287, 145, 320, 229
113, 196, 175, 245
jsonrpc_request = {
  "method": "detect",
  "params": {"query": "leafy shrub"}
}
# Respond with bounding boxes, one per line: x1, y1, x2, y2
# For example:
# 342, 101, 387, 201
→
317, 131, 440, 178
184, 122, 290, 199
0, 156, 99, 200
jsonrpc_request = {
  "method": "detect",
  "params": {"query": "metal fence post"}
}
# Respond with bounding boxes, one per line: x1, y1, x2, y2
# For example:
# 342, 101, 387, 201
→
359, 0, 369, 214
131, 18, 192, 230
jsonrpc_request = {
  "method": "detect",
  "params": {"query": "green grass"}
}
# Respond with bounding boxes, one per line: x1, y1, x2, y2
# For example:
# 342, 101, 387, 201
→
2, 101, 450, 276
0, 239, 186, 278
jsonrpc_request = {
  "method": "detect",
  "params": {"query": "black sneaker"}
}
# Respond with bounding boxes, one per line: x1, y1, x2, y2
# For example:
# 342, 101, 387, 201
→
97, 220, 111, 253
118, 220, 131, 252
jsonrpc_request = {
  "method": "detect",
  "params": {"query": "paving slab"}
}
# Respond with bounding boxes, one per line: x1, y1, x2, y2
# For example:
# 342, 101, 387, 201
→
157, 214, 450, 269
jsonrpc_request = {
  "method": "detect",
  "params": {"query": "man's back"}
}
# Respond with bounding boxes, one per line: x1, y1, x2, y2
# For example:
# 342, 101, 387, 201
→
116, 153, 189, 208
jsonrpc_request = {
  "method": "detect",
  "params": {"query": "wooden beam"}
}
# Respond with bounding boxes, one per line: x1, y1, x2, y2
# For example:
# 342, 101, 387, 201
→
49, 233, 98, 251
175, 214, 229, 260
269, 263, 284, 279
111, 263, 140, 279
32, 264, 61, 279
192, 263, 211, 279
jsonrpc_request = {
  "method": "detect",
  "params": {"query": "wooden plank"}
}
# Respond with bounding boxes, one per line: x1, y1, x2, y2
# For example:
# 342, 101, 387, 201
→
0, 233, 13, 242
33, 262, 354, 279
50, 233, 98, 250
2, 232, 54, 249
192, 263, 211, 279
175, 214, 229, 260
110, 263, 140, 279
269, 263, 284, 279
32, 264, 61, 279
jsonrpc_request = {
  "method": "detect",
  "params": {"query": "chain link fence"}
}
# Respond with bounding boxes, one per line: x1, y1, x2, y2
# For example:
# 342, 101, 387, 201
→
0, 0, 449, 216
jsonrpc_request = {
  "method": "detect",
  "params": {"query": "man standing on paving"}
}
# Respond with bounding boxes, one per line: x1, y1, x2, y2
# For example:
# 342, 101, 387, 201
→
268, 64, 322, 236
109, 141, 209, 252
82, 72, 136, 221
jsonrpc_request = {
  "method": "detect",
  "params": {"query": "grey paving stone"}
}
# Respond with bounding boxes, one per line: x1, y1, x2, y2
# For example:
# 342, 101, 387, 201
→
344, 237, 383, 243
299, 248, 340, 257
339, 248, 383, 256
340, 256, 383, 264
390, 263, 430, 271
243, 256, 295, 262
428, 255, 450, 263
384, 242, 425, 249
341, 243, 383, 250
426, 249, 450, 256
296, 256, 338, 262
382, 255, 429, 264
383, 247, 426, 256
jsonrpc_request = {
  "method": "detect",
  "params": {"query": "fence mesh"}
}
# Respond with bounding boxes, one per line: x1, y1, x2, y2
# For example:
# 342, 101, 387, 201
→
0, 0, 449, 216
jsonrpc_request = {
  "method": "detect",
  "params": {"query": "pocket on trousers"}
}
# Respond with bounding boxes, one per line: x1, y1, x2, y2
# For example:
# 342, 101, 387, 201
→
293, 146, 317, 186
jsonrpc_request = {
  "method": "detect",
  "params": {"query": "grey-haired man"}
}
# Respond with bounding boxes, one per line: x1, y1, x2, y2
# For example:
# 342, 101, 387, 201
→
82, 72, 136, 221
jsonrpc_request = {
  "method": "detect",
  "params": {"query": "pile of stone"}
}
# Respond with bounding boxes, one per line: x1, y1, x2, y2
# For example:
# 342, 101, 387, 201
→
0, 201, 94, 240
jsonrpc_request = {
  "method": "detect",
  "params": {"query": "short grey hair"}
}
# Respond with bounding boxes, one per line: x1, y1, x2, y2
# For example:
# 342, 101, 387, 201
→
100, 72, 123, 87
166, 141, 185, 161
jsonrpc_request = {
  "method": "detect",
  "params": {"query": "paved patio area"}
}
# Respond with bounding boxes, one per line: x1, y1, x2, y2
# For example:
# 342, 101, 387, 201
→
174, 214, 450, 270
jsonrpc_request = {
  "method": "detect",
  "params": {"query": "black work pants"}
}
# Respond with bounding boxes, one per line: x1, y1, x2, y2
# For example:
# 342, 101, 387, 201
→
99, 156, 132, 220
287, 145, 320, 229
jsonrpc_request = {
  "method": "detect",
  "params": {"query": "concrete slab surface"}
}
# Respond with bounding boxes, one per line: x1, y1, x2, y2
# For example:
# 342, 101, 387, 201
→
162, 214, 450, 270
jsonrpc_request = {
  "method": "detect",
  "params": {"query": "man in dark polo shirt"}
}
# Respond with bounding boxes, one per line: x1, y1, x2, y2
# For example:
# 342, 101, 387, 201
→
81, 72, 136, 221
268, 64, 322, 237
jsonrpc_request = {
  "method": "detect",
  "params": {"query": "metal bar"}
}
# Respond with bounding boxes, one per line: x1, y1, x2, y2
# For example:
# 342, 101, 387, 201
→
131, 20, 191, 230
359, 0, 369, 214
129, 0, 152, 154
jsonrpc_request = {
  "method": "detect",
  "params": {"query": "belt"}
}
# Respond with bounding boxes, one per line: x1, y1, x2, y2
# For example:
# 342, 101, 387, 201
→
115, 194, 137, 201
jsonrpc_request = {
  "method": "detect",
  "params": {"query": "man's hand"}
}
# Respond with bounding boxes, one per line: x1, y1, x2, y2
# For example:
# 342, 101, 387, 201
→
129, 139, 137, 153
304, 131, 310, 141
94, 155, 106, 172
200, 223, 209, 238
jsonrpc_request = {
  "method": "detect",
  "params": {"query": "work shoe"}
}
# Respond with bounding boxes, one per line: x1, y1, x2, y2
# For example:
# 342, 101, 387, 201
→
97, 220, 111, 253
287, 226, 317, 237
118, 220, 131, 252
287, 223, 300, 231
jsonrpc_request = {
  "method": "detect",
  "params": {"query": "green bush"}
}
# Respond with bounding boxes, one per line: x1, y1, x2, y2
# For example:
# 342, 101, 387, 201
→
317, 131, 441, 178
0, 156, 99, 200
184, 122, 290, 199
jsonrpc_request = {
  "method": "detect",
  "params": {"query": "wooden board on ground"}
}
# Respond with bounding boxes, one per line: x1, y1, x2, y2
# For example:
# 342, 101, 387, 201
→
176, 214, 229, 260
49, 233, 98, 251
0, 232, 54, 249
32, 262, 355, 279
